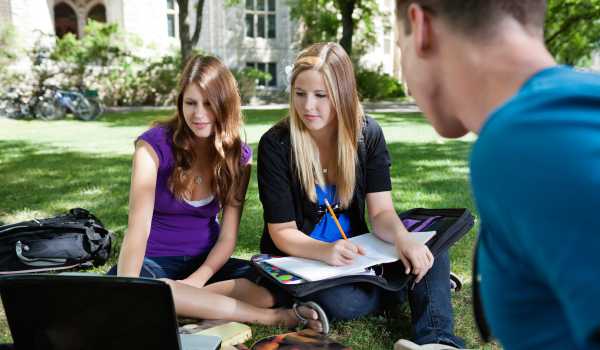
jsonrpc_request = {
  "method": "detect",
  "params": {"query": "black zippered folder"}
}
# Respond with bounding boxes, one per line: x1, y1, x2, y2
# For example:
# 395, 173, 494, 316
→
252, 208, 475, 298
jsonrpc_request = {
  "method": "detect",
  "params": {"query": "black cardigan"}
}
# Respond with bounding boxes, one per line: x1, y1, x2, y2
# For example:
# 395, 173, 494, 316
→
257, 115, 392, 255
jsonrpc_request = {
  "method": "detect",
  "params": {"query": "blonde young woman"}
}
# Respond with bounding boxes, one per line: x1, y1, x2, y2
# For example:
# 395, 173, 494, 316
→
256, 42, 465, 348
129, 55, 329, 333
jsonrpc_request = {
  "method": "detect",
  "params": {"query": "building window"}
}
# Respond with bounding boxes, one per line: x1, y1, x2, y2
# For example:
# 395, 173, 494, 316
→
246, 62, 277, 87
54, 2, 79, 38
166, 0, 178, 38
245, 0, 275, 39
87, 4, 107, 23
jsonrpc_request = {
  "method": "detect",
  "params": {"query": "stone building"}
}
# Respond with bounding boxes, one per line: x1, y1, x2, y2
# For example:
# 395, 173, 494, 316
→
1, 0, 400, 90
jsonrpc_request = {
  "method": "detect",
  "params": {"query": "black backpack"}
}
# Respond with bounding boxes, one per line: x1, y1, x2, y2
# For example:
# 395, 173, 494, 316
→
0, 208, 113, 274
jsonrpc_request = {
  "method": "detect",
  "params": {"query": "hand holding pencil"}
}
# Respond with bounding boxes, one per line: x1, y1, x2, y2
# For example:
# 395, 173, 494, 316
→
322, 198, 365, 266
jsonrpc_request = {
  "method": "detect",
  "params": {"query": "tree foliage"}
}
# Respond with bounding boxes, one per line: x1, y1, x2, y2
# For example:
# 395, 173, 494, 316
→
288, 0, 388, 57
545, 0, 600, 66
52, 20, 136, 87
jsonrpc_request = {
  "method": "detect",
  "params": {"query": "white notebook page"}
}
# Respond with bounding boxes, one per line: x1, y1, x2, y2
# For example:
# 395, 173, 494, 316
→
264, 231, 435, 281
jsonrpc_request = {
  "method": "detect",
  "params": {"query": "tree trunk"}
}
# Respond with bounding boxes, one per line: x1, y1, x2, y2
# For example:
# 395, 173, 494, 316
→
337, 0, 356, 56
177, 0, 205, 67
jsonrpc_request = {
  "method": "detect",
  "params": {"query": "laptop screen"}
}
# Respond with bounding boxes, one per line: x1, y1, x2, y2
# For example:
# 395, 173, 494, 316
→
0, 274, 183, 350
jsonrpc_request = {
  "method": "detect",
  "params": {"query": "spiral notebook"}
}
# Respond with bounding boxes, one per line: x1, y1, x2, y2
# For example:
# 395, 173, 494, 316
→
263, 231, 435, 282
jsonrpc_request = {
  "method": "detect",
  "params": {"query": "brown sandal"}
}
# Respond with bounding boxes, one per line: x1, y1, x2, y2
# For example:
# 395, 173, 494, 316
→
292, 301, 330, 334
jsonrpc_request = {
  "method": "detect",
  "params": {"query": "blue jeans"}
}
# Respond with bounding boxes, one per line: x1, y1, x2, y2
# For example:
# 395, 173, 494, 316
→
107, 253, 255, 284
303, 251, 464, 347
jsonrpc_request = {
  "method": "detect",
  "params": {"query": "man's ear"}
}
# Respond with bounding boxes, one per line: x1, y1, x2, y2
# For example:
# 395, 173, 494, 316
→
407, 3, 434, 58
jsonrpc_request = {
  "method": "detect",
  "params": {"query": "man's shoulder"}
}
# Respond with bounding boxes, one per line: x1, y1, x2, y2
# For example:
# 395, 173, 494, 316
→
482, 67, 600, 139
472, 67, 600, 184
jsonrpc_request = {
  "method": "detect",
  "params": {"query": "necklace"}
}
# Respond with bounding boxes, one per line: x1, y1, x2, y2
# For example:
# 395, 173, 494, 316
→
194, 175, 203, 185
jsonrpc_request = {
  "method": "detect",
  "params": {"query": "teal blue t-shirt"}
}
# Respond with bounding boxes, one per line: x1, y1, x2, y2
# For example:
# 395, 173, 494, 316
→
309, 185, 352, 242
471, 66, 600, 350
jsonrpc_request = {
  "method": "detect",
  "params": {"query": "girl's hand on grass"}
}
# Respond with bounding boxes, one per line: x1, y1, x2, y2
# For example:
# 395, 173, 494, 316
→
395, 236, 434, 283
323, 240, 365, 266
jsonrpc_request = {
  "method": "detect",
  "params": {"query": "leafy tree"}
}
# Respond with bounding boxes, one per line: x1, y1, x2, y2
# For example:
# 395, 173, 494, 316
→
545, 0, 600, 65
52, 20, 136, 88
288, 0, 388, 57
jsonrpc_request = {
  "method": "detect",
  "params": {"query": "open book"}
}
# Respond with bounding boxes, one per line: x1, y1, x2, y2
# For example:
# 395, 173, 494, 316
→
263, 231, 435, 282
180, 321, 252, 347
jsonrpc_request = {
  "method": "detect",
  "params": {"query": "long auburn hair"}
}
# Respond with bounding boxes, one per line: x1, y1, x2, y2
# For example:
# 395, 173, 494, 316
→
289, 42, 364, 208
157, 55, 244, 206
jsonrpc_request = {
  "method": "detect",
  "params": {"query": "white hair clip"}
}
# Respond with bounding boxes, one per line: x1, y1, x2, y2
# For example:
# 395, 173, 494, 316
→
285, 64, 294, 93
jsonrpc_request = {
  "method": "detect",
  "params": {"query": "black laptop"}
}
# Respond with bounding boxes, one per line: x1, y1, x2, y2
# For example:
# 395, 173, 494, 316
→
0, 274, 221, 350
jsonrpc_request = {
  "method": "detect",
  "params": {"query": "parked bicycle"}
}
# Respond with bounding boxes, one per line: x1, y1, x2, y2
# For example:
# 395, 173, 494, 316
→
44, 86, 104, 121
0, 87, 62, 120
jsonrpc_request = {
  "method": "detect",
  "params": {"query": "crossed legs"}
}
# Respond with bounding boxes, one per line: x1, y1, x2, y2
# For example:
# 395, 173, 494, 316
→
163, 278, 325, 332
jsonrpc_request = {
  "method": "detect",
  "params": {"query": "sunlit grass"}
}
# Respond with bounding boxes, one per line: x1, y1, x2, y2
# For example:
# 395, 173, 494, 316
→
0, 111, 494, 349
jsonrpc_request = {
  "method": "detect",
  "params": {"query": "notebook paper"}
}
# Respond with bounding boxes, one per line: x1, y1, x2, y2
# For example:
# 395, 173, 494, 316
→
264, 231, 435, 281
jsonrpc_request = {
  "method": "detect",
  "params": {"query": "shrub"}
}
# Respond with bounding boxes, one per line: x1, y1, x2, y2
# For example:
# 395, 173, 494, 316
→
356, 66, 405, 101
138, 53, 181, 105
232, 68, 272, 104
52, 21, 136, 89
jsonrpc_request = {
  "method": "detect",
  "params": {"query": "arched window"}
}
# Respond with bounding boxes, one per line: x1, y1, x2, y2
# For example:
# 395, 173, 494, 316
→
87, 4, 107, 23
54, 2, 78, 38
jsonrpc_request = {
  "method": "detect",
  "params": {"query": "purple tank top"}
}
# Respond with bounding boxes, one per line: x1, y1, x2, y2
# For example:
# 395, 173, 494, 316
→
138, 126, 252, 257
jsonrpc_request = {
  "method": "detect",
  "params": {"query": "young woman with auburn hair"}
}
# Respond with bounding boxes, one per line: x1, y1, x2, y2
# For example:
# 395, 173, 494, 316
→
109, 55, 253, 287
112, 54, 329, 333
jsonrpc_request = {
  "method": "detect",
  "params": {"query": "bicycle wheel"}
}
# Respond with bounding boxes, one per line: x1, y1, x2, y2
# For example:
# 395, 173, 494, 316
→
86, 99, 103, 120
34, 99, 66, 120
72, 97, 95, 121
0, 99, 22, 119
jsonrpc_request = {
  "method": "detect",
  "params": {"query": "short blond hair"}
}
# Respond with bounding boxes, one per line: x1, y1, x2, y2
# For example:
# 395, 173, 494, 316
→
396, 0, 547, 37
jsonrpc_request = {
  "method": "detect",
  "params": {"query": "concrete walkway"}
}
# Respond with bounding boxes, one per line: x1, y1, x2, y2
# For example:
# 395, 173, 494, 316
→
105, 101, 421, 114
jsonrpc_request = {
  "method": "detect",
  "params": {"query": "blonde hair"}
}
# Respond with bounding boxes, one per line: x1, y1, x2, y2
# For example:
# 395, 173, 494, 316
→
289, 42, 363, 208
158, 55, 245, 206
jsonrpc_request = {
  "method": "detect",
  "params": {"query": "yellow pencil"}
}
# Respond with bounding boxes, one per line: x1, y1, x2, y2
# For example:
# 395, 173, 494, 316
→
324, 198, 348, 240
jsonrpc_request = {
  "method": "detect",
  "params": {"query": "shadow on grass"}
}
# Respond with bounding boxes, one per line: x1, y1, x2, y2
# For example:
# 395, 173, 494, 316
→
99, 110, 173, 127
0, 137, 482, 348
0, 137, 476, 261
371, 112, 430, 125
0, 139, 267, 264
0, 140, 131, 266
388, 140, 477, 276
243, 109, 288, 126
388, 140, 474, 209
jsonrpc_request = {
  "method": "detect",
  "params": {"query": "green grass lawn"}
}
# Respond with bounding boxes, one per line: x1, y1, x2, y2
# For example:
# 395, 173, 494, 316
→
0, 110, 499, 349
